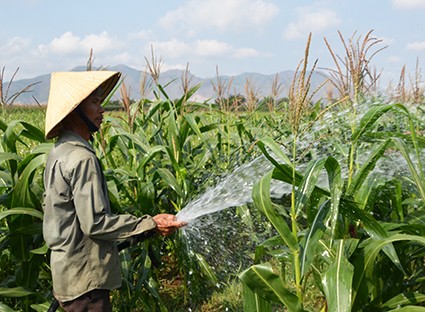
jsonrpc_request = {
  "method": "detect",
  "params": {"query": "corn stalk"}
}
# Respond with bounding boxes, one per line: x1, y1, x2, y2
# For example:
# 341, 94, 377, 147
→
323, 30, 387, 187
0, 67, 40, 107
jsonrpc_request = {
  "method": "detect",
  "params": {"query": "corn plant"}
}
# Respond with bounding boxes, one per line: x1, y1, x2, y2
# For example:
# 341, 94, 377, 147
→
0, 119, 51, 311
211, 66, 234, 112
323, 30, 388, 187
0, 67, 41, 108
239, 101, 425, 311
93, 70, 258, 308
323, 30, 387, 105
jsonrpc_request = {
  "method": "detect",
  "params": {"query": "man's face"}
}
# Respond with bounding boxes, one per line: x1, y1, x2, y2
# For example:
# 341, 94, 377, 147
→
79, 94, 105, 129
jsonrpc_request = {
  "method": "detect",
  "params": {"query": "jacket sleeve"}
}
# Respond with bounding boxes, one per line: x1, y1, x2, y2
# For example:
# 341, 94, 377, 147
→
70, 155, 157, 240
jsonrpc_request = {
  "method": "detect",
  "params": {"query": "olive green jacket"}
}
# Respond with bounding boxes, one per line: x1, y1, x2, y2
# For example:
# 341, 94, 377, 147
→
43, 131, 157, 302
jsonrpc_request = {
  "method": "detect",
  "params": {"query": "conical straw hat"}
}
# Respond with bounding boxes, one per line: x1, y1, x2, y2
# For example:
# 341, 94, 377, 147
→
45, 71, 121, 139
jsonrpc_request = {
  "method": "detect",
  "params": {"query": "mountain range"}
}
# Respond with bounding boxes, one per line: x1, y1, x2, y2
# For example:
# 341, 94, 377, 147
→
3, 64, 329, 105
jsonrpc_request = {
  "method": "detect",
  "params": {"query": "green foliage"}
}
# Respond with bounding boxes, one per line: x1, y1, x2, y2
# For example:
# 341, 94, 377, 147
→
239, 102, 425, 311
0, 79, 424, 312
89, 82, 267, 310
240, 262, 304, 311
0, 119, 50, 311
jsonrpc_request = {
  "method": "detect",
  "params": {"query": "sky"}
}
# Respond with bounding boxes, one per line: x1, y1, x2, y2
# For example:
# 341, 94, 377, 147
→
1, 0, 425, 86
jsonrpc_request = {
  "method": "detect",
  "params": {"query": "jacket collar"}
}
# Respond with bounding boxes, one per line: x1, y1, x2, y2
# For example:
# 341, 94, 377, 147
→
57, 130, 95, 154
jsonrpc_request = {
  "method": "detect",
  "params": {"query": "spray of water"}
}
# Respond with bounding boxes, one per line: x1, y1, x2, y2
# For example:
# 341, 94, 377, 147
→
176, 156, 276, 223
175, 103, 422, 309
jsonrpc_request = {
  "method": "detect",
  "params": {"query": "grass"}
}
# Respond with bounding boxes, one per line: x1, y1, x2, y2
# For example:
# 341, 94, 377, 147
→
0, 105, 45, 126
199, 279, 243, 312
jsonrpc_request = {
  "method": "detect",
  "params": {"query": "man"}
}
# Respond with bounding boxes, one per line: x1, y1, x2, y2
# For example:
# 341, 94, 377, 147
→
43, 71, 186, 311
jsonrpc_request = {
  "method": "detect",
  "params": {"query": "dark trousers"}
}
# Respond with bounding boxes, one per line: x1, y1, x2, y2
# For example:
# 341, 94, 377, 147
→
59, 289, 112, 312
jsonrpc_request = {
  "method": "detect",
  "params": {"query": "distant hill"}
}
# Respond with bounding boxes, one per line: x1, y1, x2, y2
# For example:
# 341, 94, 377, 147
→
2, 64, 329, 105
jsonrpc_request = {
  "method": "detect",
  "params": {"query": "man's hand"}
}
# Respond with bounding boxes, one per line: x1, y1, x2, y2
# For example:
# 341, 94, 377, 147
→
153, 214, 187, 236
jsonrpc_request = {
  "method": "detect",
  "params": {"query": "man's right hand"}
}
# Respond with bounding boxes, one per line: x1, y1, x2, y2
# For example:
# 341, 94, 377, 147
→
153, 214, 187, 236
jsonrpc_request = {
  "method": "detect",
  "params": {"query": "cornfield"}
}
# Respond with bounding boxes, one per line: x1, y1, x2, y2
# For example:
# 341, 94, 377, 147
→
1, 31, 425, 311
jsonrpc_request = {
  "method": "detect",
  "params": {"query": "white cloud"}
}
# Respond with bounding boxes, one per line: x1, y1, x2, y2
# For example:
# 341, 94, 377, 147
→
0, 37, 31, 55
80, 32, 122, 52
234, 48, 262, 58
47, 31, 123, 55
283, 7, 341, 40
194, 40, 232, 57
1, 31, 127, 77
49, 32, 81, 54
161, 62, 189, 72
148, 38, 192, 59
128, 30, 153, 41
159, 0, 279, 35
148, 38, 262, 61
407, 41, 425, 51
393, 0, 425, 9
104, 51, 133, 65
0, 37, 32, 78
36, 44, 49, 56
99, 52, 146, 72
386, 55, 403, 63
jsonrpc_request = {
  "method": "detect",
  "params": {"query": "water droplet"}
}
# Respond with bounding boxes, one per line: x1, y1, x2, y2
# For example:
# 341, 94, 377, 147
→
176, 156, 278, 223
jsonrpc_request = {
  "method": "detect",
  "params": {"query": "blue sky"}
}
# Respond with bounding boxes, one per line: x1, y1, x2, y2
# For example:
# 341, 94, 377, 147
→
1, 0, 425, 86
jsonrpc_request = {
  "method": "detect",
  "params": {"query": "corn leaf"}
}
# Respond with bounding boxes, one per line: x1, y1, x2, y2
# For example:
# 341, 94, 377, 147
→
0, 303, 15, 312
339, 201, 404, 273
322, 240, 354, 312
194, 252, 218, 284
156, 167, 183, 197
252, 170, 298, 251
138, 145, 166, 169
388, 307, 425, 312
167, 112, 180, 165
392, 137, 425, 201
0, 207, 43, 220
30, 302, 52, 312
294, 158, 326, 217
352, 234, 425, 306
324, 156, 343, 239
0, 152, 21, 165
239, 263, 303, 311
30, 243, 48, 255
19, 121, 45, 143
31, 142, 53, 155
351, 104, 395, 142
300, 200, 329, 278
257, 137, 292, 166
242, 282, 272, 312
11, 153, 46, 208
2, 120, 20, 153
0, 287, 33, 297
347, 139, 391, 197
381, 292, 425, 309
